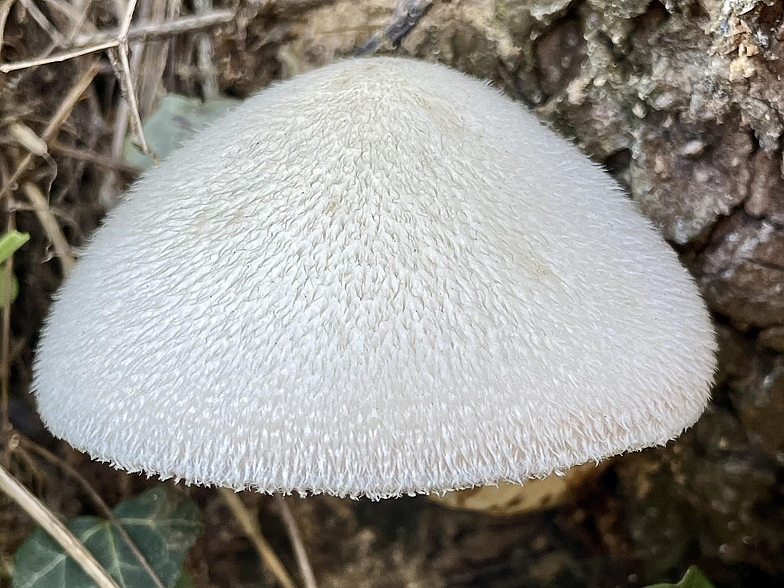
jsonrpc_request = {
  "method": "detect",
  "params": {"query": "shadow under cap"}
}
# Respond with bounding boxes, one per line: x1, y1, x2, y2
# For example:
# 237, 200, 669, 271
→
32, 57, 717, 499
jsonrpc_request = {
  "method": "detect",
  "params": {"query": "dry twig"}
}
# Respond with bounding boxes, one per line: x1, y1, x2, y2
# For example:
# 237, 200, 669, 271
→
41, 0, 83, 25
106, 0, 148, 153
18, 0, 67, 47
275, 495, 319, 588
75, 9, 233, 46
0, 462, 123, 588
64, 0, 95, 45
0, 10, 235, 72
22, 182, 75, 275
219, 488, 298, 588
49, 141, 142, 175
2, 38, 116, 70
18, 436, 167, 588
104, 0, 148, 207
0, 62, 100, 202
111, 44, 148, 152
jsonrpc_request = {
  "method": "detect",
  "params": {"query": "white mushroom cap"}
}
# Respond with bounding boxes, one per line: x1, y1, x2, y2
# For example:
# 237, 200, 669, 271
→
33, 57, 716, 499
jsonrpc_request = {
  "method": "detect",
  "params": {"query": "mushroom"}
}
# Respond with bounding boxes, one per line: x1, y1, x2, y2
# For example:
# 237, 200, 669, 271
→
32, 57, 716, 499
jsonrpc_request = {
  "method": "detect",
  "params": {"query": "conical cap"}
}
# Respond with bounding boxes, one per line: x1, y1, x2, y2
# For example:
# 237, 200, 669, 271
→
33, 58, 716, 498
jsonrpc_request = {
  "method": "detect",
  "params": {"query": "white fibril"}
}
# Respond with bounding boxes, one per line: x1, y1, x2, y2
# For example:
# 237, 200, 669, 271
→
33, 57, 717, 499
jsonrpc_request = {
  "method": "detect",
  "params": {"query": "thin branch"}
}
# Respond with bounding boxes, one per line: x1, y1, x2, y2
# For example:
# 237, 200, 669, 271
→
40, 0, 82, 25
110, 45, 148, 152
0, 62, 100, 201
0, 0, 94, 76
275, 495, 318, 588
110, 9, 145, 163
101, 8, 145, 210
1, 39, 117, 71
22, 182, 75, 275
109, 0, 147, 153
75, 9, 233, 46
0, 10, 235, 72
49, 142, 141, 175
10, 439, 45, 485
64, 0, 95, 45
18, 436, 166, 588
118, 0, 136, 39
0, 463, 123, 588
18, 0, 67, 47
218, 488, 297, 588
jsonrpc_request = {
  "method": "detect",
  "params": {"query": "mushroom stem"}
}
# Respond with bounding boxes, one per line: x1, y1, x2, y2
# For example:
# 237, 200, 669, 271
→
275, 495, 319, 588
0, 463, 122, 588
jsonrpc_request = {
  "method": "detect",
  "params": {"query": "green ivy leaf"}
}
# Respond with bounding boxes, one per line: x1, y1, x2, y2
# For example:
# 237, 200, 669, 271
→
645, 566, 716, 588
0, 231, 30, 264
0, 230, 28, 305
12, 486, 204, 588
0, 271, 19, 305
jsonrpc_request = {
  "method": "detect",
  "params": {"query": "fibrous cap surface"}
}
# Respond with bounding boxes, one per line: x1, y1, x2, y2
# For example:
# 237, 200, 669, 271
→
33, 57, 717, 498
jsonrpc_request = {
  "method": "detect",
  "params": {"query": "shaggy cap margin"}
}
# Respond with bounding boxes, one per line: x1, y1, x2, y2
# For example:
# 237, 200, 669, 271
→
33, 57, 717, 499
